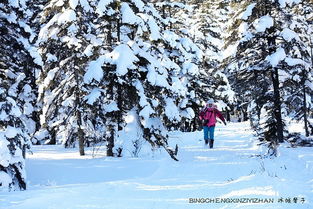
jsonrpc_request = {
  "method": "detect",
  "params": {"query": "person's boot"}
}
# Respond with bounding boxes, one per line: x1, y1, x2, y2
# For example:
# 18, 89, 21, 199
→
204, 139, 209, 146
209, 139, 214, 149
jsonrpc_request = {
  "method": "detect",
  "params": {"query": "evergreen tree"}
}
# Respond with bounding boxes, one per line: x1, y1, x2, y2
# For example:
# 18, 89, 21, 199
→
225, 0, 305, 154
37, 0, 101, 155
152, 1, 204, 131
23, 0, 47, 144
195, 0, 235, 119
0, 0, 38, 190
281, 1, 313, 137
37, 0, 203, 160
160, 0, 234, 130
96, 0, 202, 159
226, 0, 313, 150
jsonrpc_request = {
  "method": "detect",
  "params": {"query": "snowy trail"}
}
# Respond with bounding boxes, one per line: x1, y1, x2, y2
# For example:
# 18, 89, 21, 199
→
0, 122, 312, 209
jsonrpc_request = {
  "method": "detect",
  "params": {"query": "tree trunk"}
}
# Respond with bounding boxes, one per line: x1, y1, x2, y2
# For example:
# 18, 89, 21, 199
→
266, 12, 284, 144
107, 127, 114, 157
242, 108, 249, 121
117, 18, 121, 42
106, 83, 115, 157
307, 38, 313, 136
47, 128, 56, 145
303, 79, 309, 137
226, 108, 231, 121
77, 109, 85, 156
162, 5, 166, 30
271, 68, 284, 143
117, 84, 123, 131
75, 70, 85, 156
168, 6, 172, 29
108, 20, 112, 46
310, 38, 313, 67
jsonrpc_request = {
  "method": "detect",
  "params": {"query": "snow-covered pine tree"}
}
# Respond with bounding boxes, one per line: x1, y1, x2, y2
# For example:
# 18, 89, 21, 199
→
83, 0, 131, 157
21, 0, 47, 145
87, 0, 203, 159
302, 0, 313, 136
225, 0, 305, 154
177, 0, 218, 129
151, 1, 204, 131
192, 0, 235, 120
223, 0, 252, 122
0, 76, 30, 191
36, 0, 202, 160
37, 0, 103, 155
0, 0, 38, 190
155, 0, 234, 131
281, 1, 313, 137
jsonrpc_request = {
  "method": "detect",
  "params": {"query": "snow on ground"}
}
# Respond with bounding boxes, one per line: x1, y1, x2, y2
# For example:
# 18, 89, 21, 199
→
0, 122, 312, 209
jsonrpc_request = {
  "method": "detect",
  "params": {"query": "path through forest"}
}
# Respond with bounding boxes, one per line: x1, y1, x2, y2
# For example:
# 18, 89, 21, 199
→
0, 122, 312, 209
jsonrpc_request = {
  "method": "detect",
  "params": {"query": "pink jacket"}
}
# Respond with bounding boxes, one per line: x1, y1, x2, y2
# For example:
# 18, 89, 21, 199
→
199, 105, 225, 127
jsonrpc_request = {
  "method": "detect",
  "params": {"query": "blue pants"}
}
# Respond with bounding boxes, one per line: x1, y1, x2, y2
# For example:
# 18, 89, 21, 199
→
203, 126, 215, 140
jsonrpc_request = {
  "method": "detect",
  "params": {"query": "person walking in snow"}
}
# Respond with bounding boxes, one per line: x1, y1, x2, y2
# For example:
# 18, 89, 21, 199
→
199, 99, 226, 148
